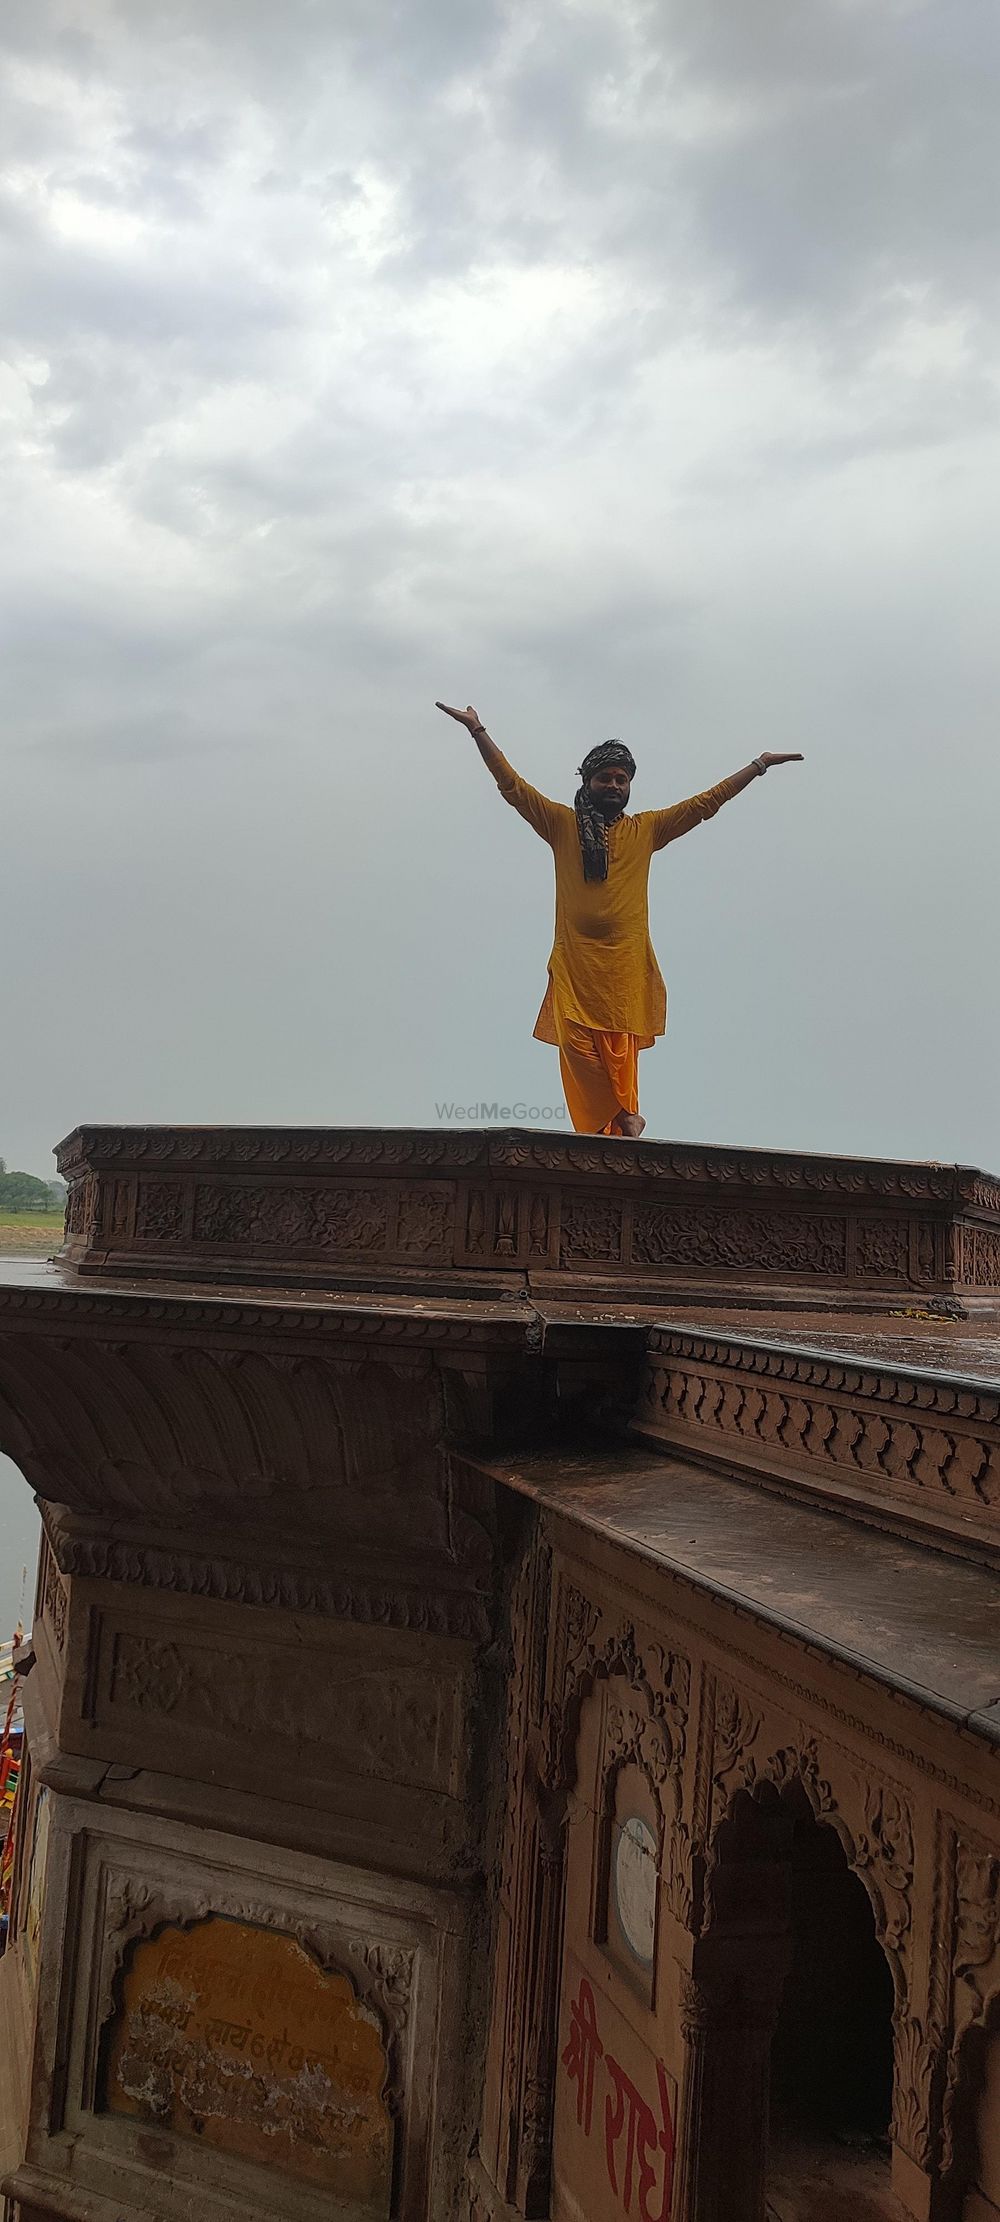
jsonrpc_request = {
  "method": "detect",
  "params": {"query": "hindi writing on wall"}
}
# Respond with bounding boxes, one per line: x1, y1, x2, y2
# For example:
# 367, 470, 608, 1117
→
102, 1915, 393, 2213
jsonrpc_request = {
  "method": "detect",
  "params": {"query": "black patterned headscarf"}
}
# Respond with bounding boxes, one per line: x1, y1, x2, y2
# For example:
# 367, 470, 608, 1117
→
574, 740, 637, 881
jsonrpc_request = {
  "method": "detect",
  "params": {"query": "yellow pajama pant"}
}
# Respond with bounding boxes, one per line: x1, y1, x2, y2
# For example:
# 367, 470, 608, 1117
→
558, 1024, 641, 1135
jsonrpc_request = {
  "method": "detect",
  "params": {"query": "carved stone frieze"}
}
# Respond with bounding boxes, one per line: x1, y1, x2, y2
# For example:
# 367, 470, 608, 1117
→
53, 1123, 974, 1198
51, 1124, 1000, 1301
59, 1126, 487, 1175
482, 1135, 964, 1202
104, 1628, 459, 1793
527, 1192, 550, 1258
558, 1198, 624, 1266
135, 1179, 185, 1241
45, 1519, 493, 1641
0, 1284, 534, 1385
105, 1178, 134, 1242
457, 1182, 555, 1269
962, 1226, 1000, 1288
110, 1635, 186, 1714
192, 1180, 391, 1250
395, 1187, 454, 1256
854, 1217, 912, 1279
631, 1205, 848, 1277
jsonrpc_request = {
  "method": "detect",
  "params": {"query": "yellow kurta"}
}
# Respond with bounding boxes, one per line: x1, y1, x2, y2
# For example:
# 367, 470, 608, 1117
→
492, 753, 739, 1046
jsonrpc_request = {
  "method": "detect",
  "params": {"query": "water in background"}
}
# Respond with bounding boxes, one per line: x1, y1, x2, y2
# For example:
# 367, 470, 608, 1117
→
0, 1455, 39, 1639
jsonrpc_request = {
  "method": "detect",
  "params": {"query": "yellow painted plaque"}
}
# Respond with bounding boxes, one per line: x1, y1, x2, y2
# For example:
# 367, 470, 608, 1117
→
103, 1916, 393, 2211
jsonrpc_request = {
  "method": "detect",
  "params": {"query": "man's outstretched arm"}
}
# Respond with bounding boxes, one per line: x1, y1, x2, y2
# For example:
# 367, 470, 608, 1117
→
436, 701, 506, 779
435, 701, 561, 843
649, 750, 803, 850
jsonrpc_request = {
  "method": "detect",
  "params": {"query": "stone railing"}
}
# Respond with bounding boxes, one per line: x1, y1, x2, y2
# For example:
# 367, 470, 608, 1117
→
634, 1323, 1000, 1561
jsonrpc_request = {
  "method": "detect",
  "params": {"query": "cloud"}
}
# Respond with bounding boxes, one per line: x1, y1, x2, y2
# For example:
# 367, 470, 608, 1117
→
1, 0, 999, 1178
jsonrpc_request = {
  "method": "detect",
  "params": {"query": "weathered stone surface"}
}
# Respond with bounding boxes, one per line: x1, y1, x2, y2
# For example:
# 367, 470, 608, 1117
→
1, 1125, 1000, 2222
104, 1918, 392, 2207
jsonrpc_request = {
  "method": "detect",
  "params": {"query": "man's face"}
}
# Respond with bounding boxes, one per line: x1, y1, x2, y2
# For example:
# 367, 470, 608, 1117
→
588, 764, 631, 816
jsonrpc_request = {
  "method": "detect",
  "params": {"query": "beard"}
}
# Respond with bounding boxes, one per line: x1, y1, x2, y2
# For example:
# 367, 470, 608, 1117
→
591, 790, 627, 820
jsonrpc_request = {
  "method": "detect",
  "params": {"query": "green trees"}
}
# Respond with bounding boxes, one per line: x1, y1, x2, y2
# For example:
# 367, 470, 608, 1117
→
0, 1170, 57, 1213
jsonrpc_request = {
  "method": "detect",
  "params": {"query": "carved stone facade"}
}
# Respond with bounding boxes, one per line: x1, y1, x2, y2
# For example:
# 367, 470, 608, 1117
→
0, 1202, 517, 2220
2, 1125, 1000, 2222
472, 1515, 1000, 2222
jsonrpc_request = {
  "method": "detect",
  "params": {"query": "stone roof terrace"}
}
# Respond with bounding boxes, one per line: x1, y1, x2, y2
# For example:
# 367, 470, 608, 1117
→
0, 1120, 997, 1837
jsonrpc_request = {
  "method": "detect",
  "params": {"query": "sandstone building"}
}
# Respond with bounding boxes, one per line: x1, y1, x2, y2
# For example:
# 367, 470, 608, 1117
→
0, 1124, 998, 2221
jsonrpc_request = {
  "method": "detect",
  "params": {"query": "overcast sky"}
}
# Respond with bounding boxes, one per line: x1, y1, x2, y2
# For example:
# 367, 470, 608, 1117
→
2, 0, 1000, 1186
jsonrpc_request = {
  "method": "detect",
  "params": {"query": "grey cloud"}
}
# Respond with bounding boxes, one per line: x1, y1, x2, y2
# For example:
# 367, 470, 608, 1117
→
1, 0, 999, 1195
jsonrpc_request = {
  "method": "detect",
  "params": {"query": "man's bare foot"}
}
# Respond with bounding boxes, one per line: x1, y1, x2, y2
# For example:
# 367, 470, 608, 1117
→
613, 1112, 646, 1139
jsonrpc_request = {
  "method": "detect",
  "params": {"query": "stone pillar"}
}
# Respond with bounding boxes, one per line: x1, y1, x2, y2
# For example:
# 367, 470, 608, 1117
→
673, 1936, 789, 2222
0, 1270, 548, 2222
512, 1837, 565, 2218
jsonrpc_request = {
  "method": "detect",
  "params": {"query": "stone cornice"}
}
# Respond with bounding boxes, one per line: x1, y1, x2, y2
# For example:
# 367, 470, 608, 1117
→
40, 1506, 494, 1642
645, 1324, 1000, 1417
56, 1124, 492, 1177
55, 1121, 999, 1205
636, 1324, 1000, 1561
0, 1276, 536, 1360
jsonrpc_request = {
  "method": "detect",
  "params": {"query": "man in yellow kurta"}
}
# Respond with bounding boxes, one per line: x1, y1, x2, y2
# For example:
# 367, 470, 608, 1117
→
436, 702, 802, 1137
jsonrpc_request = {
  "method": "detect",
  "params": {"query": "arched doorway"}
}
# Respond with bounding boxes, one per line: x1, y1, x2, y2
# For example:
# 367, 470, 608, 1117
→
766, 1804, 896, 2220
682, 1780, 899, 2221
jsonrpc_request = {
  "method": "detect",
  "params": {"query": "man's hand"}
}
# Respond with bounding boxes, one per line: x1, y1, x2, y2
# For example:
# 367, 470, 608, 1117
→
436, 699, 503, 775
758, 752, 804, 768
435, 701, 484, 734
